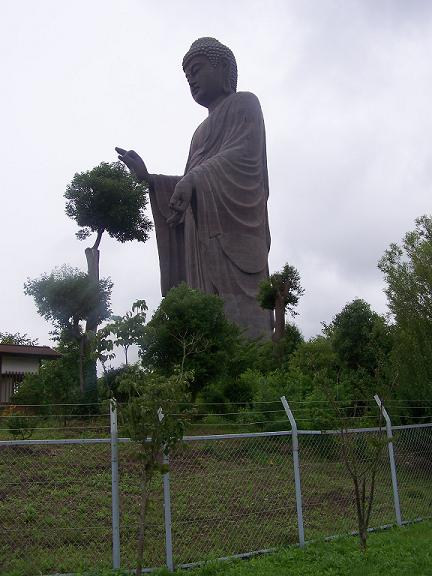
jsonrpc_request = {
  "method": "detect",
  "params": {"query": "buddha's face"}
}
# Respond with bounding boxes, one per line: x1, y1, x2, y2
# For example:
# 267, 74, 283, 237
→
184, 55, 231, 108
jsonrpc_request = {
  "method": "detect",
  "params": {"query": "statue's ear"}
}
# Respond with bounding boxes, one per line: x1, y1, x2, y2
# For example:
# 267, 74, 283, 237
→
220, 57, 232, 94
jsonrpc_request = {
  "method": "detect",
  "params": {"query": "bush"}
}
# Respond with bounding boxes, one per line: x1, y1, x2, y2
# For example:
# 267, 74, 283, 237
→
5, 407, 37, 440
223, 378, 254, 405
98, 365, 131, 402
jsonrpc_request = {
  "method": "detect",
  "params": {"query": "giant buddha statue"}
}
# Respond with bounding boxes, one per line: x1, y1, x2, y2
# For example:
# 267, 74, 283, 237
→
116, 37, 272, 338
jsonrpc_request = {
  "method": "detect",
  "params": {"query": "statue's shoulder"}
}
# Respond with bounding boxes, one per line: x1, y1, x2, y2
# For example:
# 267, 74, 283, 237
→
234, 91, 261, 103
230, 91, 263, 116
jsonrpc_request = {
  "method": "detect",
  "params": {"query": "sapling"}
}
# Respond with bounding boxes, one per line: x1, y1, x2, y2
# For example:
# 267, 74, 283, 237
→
118, 365, 191, 575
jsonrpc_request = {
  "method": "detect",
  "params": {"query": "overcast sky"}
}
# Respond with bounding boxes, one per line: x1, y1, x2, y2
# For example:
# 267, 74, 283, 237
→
1, 0, 431, 359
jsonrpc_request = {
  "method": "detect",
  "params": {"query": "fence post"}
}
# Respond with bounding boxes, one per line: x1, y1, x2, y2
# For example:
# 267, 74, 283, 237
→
110, 398, 121, 569
281, 396, 305, 547
163, 451, 174, 572
374, 394, 402, 526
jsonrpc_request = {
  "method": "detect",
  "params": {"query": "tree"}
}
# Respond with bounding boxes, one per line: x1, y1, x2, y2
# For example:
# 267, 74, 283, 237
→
24, 265, 112, 393
251, 322, 304, 373
323, 299, 392, 374
64, 161, 152, 334
0, 332, 38, 346
102, 300, 147, 365
141, 284, 241, 398
331, 399, 386, 552
11, 339, 81, 409
258, 264, 304, 342
320, 299, 394, 406
118, 366, 190, 576
378, 215, 432, 404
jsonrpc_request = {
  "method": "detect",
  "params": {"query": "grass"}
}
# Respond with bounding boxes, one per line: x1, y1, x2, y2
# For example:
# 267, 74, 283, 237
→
0, 424, 431, 575
73, 520, 432, 576
179, 520, 432, 576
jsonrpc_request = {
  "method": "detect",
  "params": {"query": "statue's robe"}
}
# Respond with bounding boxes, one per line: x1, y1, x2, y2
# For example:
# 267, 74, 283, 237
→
149, 91, 273, 338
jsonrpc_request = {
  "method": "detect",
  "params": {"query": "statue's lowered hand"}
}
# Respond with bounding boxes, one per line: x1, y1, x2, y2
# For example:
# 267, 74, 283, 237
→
169, 176, 193, 213
167, 177, 194, 227
167, 210, 185, 228
115, 147, 151, 184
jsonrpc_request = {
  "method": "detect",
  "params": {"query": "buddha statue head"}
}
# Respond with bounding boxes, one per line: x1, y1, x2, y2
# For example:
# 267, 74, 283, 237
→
182, 37, 237, 109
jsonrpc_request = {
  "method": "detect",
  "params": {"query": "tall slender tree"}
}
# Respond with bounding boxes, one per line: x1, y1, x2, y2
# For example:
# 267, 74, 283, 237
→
257, 264, 304, 342
64, 161, 152, 333
64, 161, 152, 389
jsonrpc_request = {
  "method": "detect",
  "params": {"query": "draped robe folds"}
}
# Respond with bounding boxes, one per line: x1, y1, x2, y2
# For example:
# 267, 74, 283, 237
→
149, 91, 273, 339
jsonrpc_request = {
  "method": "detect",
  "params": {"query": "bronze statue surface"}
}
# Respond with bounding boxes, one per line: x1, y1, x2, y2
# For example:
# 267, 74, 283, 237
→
116, 37, 272, 338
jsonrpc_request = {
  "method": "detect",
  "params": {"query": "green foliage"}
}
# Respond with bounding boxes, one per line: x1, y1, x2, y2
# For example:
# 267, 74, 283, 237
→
198, 383, 229, 413
6, 409, 36, 440
379, 215, 432, 402
323, 299, 392, 375
258, 263, 304, 342
141, 284, 241, 397
223, 377, 254, 405
64, 161, 152, 244
118, 365, 191, 452
24, 265, 112, 337
178, 522, 432, 576
10, 341, 81, 408
289, 337, 339, 391
254, 322, 304, 372
117, 364, 191, 575
97, 365, 131, 402
257, 264, 304, 313
0, 332, 38, 346
102, 300, 147, 364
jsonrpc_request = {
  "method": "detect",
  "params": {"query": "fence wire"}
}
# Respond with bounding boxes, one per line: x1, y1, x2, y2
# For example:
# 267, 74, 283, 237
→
0, 442, 112, 576
0, 404, 431, 576
169, 433, 296, 566
117, 442, 165, 570
392, 426, 432, 522
299, 431, 395, 541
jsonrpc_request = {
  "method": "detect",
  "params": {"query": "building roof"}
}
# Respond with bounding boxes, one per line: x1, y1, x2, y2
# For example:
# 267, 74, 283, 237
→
0, 344, 61, 359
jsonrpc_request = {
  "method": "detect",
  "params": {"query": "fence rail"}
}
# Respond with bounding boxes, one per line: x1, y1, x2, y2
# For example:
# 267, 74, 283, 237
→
0, 396, 431, 575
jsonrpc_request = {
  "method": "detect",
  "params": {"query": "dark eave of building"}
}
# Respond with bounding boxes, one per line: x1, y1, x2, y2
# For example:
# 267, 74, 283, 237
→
0, 344, 61, 359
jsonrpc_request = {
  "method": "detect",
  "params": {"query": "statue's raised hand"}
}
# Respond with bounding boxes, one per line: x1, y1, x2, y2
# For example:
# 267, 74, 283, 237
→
115, 147, 152, 184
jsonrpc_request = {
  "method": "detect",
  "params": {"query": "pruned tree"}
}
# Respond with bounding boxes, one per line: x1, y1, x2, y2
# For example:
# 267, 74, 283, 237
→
64, 161, 152, 334
24, 265, 112, 393
258, 264, 304, 342
64, 161, 151, 389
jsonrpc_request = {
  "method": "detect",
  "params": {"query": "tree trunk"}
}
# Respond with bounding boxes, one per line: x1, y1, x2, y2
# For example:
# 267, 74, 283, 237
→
85, 246, 100, 334
84, 245, 100, 394
79, 335, 86, 394
136, 467, 153, 576
359, 525, 367, 552
273, 294, 285, 342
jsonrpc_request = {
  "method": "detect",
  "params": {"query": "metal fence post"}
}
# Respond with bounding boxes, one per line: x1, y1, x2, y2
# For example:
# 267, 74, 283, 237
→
281, 396, 305, 547
110, 399, 121, 569
374, 395, 402, 526
163, 451, 174, 571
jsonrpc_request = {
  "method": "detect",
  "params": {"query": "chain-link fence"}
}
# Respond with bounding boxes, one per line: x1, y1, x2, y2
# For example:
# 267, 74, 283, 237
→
0, 399, 431, 575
